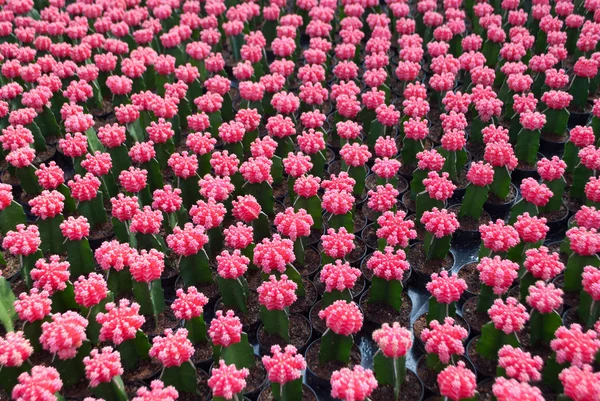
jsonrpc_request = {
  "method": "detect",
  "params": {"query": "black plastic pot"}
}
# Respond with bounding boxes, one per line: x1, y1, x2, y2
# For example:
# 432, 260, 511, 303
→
304, 339, 363, 394
483, 183, 518, 220
256, 313, 313, 355
568, 110, 591, 128
539, 133, 568, 157
257, 383, 318, 401
542, 202, 570, 237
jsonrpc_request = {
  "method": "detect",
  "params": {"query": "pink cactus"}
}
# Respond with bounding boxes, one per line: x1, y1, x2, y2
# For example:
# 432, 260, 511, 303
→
3, 224, 41, 256
330, 366, 378, 401
190, 199, 226, 230
437, 361, 477, 401
30, 255, 70, 295
477, 256, 519, 295
130, 249, 164, 283
367, 183, 399, 212
149, 328, 194, 367
166, 223, 208, 257
96, 299, 146, 345
421, 208, 460, 238
12, 366, 63, 401
84, 347, 124, 387
367, 247, 410, 281
489, 298, 529, 335
492, 378, 544, 401
0, 331, 33, 367
372, 322, 413, 358
171, 287, 208, 321
274, 208, 314, 241
498, 345, 543, 382
40, 311, 88, 359
208, 360, 249, 400
132, 380, 179, 401
320, 260, 361, 293
479, 220, 520, 253
318, 300, 363, 336
262, 345, 306, 384
216, 250, 249, 280
427, 271, 467, 304
253, 235, 296, 274
321, 228, 355, 259
208, 310, 242, 347
74, 273, 108, 309
257, 275, 298, 310
376, 210, 417, 247
551, 324, 600, 367
527, 281, 563, 313
421, 317, 469, 364
559, 364, 600, 401
423, 171, 456, 201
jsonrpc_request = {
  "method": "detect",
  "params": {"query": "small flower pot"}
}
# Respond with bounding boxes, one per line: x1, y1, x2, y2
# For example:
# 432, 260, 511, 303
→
293, 245, 322, 278
466, 335, 497, 379
122, 358, 162, 384
461, 296, 489, 335
369, 370, 424, 401
304, 339, 362, 394
88, 220, 116, 250
539, 130, 568, 157
552, 274, 579, 309
191, 341, 213, 373
290, 278, 318, 316
401, 190, 416, 214
539, 202, 570, 237
257, 313, 313, 355
448, 205, 491, 249
561, 307, 583, 328
512, 153, 544, 184
140, 302, 182, 339
483, 182, 518, 220
257, 383, 318, 401
567, 110, 591, 129
457, 262, 480, 301
359, 290, 413, 328
406, 243, 455, 285
214, 291, 261, 341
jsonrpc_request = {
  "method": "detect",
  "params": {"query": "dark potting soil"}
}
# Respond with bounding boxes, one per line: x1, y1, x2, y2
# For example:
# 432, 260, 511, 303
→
347, 239, 367, 265
122, 357, 162, 382
516, 160, 538, 171
33, 146, 56, 165
467, 337, 496, 377
407, 243, 454, 277
448, 205, 491, 231
362, 223, 378, 248
216, 290, 260, 328
466, 142, 485, 162
541, 130, 569, 143
370, 371, 423, 401
177, 279, 220, 302
258, 314, 311, 350
294, 247, 321, 277
360, 292, 412, 327
290, 279, 317, 314
486, 184, 516, 205
462, 296, 489, 334
561, 307, 583, 328
413, 313, 469, 344
551, 275, 579, 308
246, 268, 263, 291
62, 378, 90, 399
258, 383, 317, 401
1, 170, 19, 186
516, 324, 553, 361
140, 307, 180, 337
191, 341, 212, 365
458, 262, 480, 296
563, 192, 582, 214
305, 340, 361, 381
401, 191, 416, 213
89, 221, 115, 241
417, 355, 472, 392
243, 356, 267, 395
539, 203, 569, 223
476, 378, 494, 401
176, 369, 210, 401
407, 214, 426, 242
272, 179, 288, 199
1, 252, 20, 279
309, 300, 327, 334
